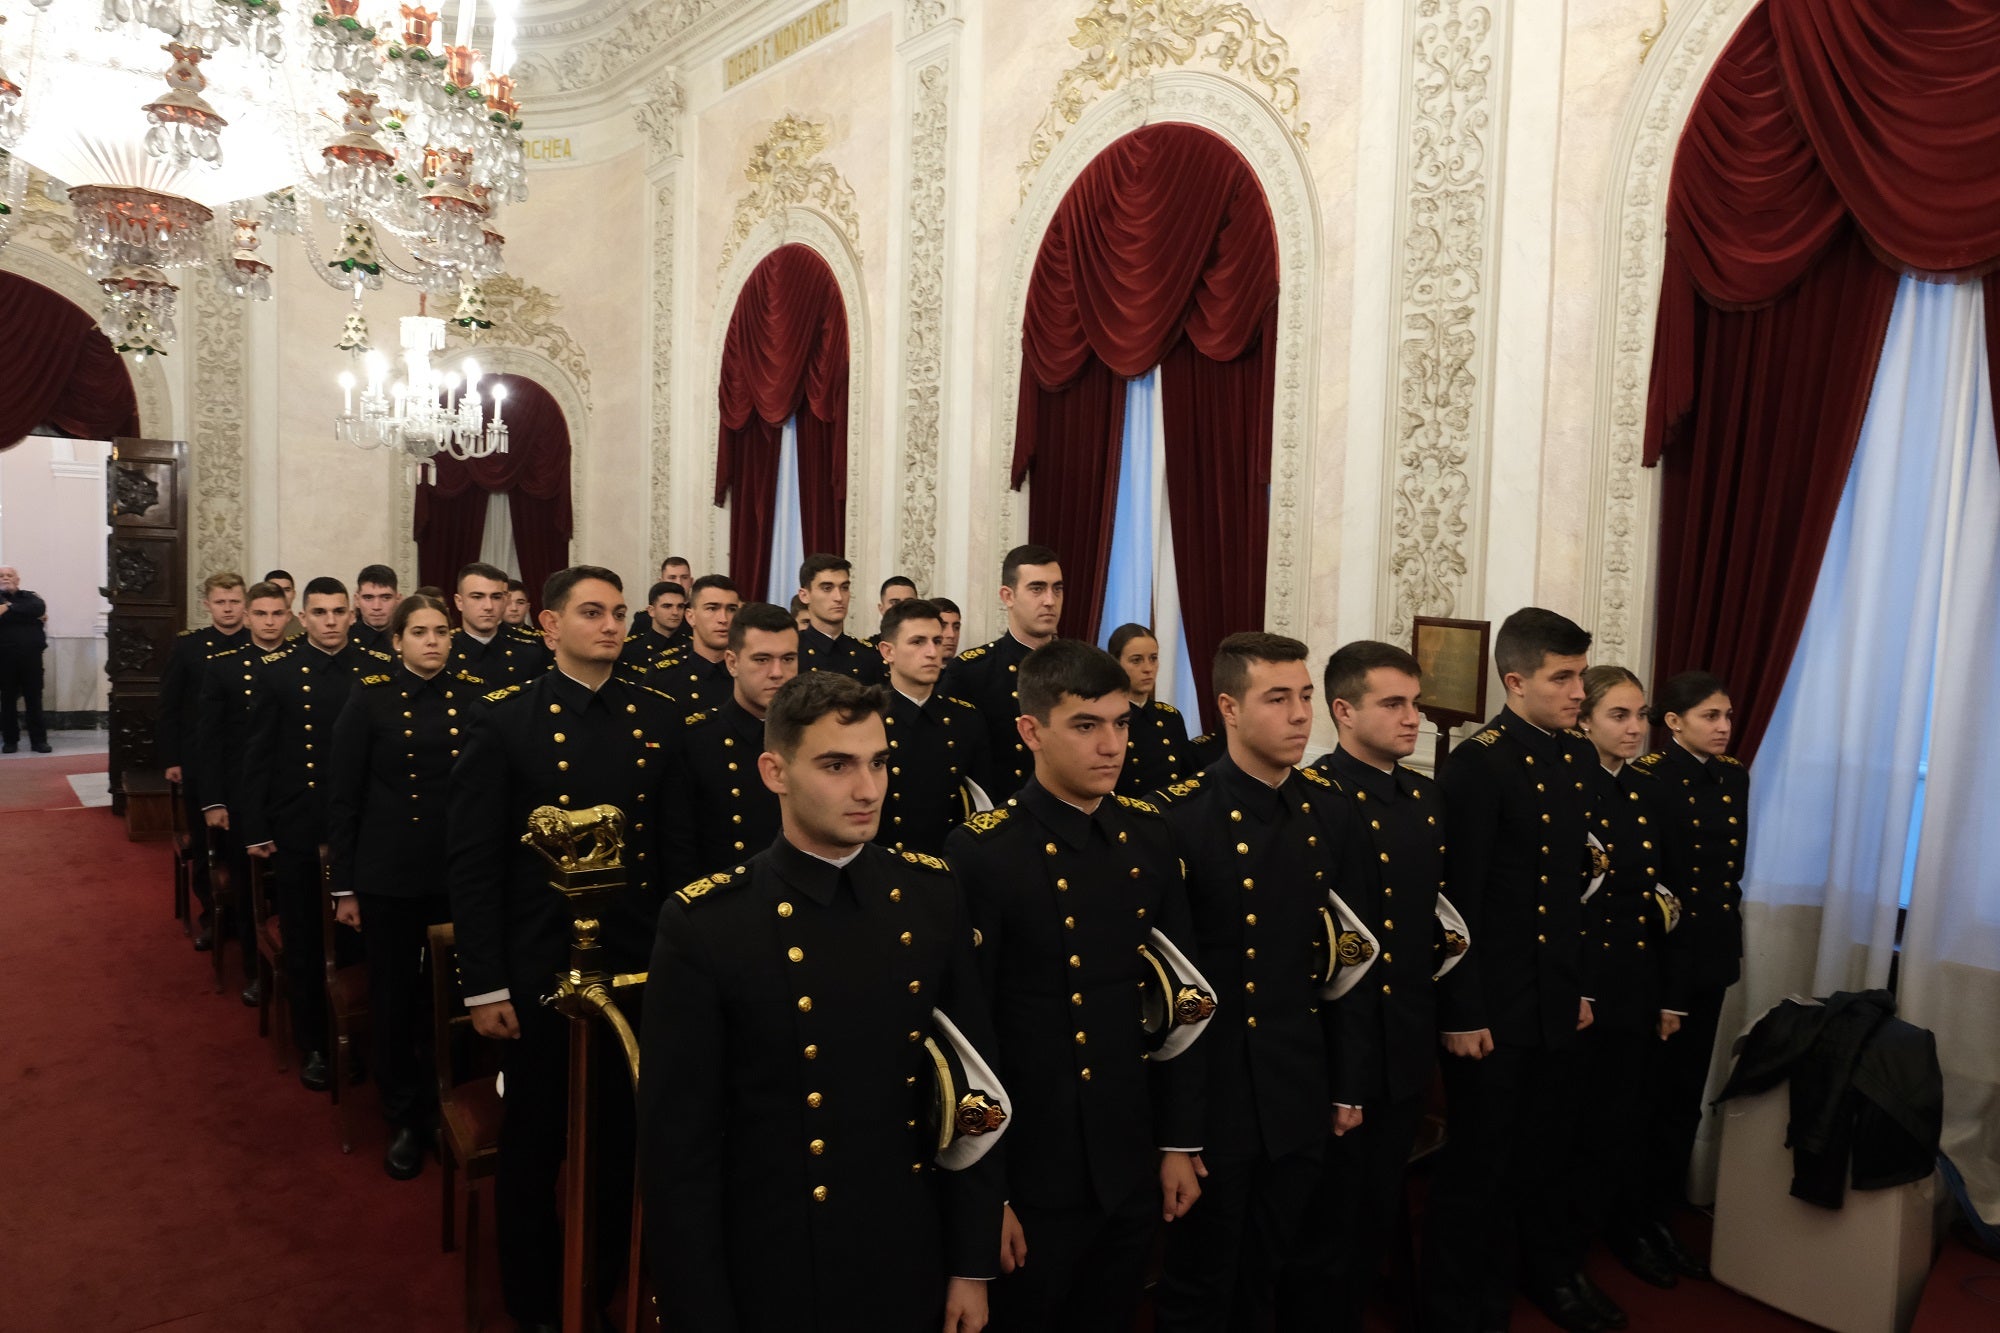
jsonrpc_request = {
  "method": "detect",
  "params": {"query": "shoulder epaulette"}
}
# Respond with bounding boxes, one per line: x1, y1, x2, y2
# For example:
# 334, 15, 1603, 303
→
899, 849, 951, 873
1298, 765, 1331, 787
483, 683, 524, 705
1155, 701, 1180, 716
675, 869, 736, 906
206, 642, 246, 660
1470, 728, 1501, 746
961, 808, 1011, 835
454, 670, 485, 685
1114, 793, 1161, 815
954, 644, 988, 662
635, 684, 679, 704
1716, 753, 1744, 768
1563, 726, 1589, 741
683, 709, 710, 726
359, 673, 392, 686
943, 695, 978, 711
1634, 751, 1664, 768
1160, 776, 1203, 800
1190, 733, 1214, 747
364, 646, 393, 661
178, 626, 199, 637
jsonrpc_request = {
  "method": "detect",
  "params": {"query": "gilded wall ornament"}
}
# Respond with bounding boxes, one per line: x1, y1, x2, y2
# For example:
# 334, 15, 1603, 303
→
718, 114, 864, 279
510, 0, 722, 96
1018, 0, 1310, 201
445, 274, 593, 405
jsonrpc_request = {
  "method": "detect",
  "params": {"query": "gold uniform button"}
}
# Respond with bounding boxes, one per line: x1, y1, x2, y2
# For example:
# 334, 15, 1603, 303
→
907, 981, 922, 994
1074, 1031, 1086, 1045
778, 902, 793, 917
1537, 934, 1547, 944
1079, 1067, 1092, 1081
1069, 954, 1082, 969
1235, 843, 1249, 855
807, 1091, 823, 1107
812, 1186, 828, 1203
1045, 842, 1059, 856
1246, 1016, 1259, 1029
797, 996, 813, 1012
810, 1139, 825, 1155
1245, 982, 1256, 994
1064, 916, 1076, 930
1070, 992, 1083, 1006
1245, 913, 1257, 926
1244, 947, 1256, 960
803, 1044, 818, 1059
900, 931, 913, 945
1055, 877, 1069, 891
1230, 810, 1242, 822
788, 947, 804, 963
1242, 878, 1254, 890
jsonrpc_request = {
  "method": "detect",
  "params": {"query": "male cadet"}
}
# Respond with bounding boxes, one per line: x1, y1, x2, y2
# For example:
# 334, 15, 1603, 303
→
1421, 608, 1604, 1333
667, 602, 798, 874
263, 568, 306, 638
351, 563, 399, 653
501, 579, 531, 626
1151, 632, 1376, 1333
653, 573, 739, 713
240, 578, 390, 1092
934, 596, 965, 662
943, 543, 1065, 798
874, 598, 990, 855
1289, 641, 1457, 1332
198, 581, 299, 1004
448, 561, 549, 686
795, 553, 882, 681
447, 566, 681, 1332
658, 554, 693, 593
620, 579, 690, 668
946, 640, 1210, 1332
790, 595, 812, 633
865, 574, 919, 649
642, 672, 1006, 1333
157, 570, 249, 949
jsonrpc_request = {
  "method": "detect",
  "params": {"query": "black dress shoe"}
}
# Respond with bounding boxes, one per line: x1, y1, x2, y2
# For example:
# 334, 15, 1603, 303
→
1529, 1279, 1609, 1333
31, 742, 52, 754
1571, 1272, 1628, 1329
240, 977, 264, 1006
192, 918, 215, 951
299, 1050, 331, 1092
1645, 1219, 1711, 1280
385, 1125, 426, 1180
1, 742, 17, 754
1608, 1229, 1680, 1288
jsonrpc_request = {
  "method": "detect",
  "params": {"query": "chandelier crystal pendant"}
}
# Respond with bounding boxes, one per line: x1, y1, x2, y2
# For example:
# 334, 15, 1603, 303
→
336, 293, 508, 485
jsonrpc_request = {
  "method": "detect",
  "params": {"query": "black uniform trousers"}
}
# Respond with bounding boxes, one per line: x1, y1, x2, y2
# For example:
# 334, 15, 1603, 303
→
1569, 1026, 1658, 1256
213, 823, 259, 972
357, 891, 451, 1128
991, 1178, 1159, 1333
271, 825, 361, 1057
1421, 1042, 1581, 1332
1154, 1141, 1323, 1333
496, 999, 637, 1323
0, 649, 45, 747
180, 781, 216, 916
1645, 983, 1725, 1219
1277, 1091, 1430, 1333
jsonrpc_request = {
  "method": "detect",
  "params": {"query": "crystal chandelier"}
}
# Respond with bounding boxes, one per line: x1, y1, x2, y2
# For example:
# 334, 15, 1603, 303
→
335, 295, 508, 485
0, 0, 527, 356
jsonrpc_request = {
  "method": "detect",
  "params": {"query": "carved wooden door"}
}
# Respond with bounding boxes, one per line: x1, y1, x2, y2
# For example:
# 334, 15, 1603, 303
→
106, 437, 188, 812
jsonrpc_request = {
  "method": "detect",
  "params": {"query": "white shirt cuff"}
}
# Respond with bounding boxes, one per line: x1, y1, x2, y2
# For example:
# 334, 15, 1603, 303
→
331, 889, 355, 898
1664, 1009, 1688, 1017
1333, 1104, 1362, 1111
1158, 1146, 1203, 1154
465, 988, 511, 1007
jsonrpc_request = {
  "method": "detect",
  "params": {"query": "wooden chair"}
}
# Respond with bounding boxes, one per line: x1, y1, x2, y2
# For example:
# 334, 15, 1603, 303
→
1397, 1077, 1453, 1332
248, 855, 291, 1071
203, 830, 233, 994
319, 853, 370, 1152
167, 779, 194, 933
428, 921, 503, 1333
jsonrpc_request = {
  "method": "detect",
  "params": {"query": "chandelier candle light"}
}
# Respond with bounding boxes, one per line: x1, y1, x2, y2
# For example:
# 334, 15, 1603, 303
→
337, 294, 508, 486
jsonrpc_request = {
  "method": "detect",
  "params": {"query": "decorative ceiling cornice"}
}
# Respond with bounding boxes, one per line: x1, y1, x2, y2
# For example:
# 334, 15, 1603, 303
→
510, 0, 764, 102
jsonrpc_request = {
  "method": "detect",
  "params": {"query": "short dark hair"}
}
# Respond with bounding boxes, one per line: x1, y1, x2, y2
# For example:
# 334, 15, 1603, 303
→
1017, 639, 1127, 723
245, 580, 288, 605
390, 593, 451, 638
1002, 543, 1061, 589
788, 594, 807, 614
263, 568, 294, 585
691, 573, 738, 600
660, 555, 692, 572
414, 585, 446, 602
931, 596, 961, 617
457, 561, 510, 590
543, 564, 623, 612
799, 553, 852, 588
1213, 632, 1309, 701
302, 576, 348, 601
647, 580, 689, 606
1323, 640, 1423, 707
1107, 623, 1156, 659
1582, 664, 1645, 720
728, 601, 799, 653
879, 575, 918, 599
355, 563, 398, 591
879, 598, 943, 644
765, 672, 889, 759
506, 579, 526, 594
1655, 670, 1729, 722
1493, 607, 1592, 679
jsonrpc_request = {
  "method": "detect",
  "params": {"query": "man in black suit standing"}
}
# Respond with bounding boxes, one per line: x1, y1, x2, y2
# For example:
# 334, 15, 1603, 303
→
0, 565, 53, 753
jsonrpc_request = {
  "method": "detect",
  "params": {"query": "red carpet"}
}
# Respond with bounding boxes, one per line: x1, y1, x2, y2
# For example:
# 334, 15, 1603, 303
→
0, 746, 107, 813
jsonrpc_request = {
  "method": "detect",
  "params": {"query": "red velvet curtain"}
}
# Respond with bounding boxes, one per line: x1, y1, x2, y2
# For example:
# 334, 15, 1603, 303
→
716, 245, 848, 596
1645, 0, 2000, 762
412, 373, 571, 608
1015, 123, 1279, 684
0, 273, 141, 449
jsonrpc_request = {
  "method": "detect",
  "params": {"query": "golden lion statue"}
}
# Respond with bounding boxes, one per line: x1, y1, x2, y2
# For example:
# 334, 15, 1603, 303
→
521, 803, 627, 872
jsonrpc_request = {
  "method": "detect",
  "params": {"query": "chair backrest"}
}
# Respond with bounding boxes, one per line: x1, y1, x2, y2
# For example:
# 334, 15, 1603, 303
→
318, 852, 342, 982
168, 778, 189, 847
427, 921, 480, 1109
249, 856, 276, 934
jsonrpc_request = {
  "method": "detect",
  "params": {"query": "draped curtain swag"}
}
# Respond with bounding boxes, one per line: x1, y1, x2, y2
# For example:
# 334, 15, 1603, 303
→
0, 272, 141, 449
715, 244, 849, 598
412, 372, 571, 608
1644, 0, 2000, 762
1014, 123, 1279, 720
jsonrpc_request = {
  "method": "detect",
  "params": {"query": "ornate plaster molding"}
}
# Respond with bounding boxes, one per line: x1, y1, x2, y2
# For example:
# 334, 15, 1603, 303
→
1017, 0, 1311, 202
707, 208, 869, 585
638, 73, 685, 565
510, 0, 723, 99
998, 71, 1320, 637
897, 57, 951, 587
445, 274, 592, 407
188, 277, 250, 589
908, 0, 951, 33
1381, 0, 1501, 645
633, 68, 686, 162
1587, 0, 1756, 670
718, 115, 864, 281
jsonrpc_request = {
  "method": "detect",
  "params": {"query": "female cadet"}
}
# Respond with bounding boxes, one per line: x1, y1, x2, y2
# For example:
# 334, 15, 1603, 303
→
1108, 622, 1193, 797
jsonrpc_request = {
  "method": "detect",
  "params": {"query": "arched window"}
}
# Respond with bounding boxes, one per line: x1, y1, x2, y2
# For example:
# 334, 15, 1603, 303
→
715, 244, 849, 603
1012, 124, 1278, 727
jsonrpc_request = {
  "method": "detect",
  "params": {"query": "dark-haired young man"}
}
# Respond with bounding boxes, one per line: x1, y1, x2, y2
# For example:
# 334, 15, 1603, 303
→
669, 602, 799, 873
449, 561, 549, 686
263, 568, 305, 638
446, 565, 681, 1331
658, 555, 693, 592
943, 544, 1065, 798
1290, 641, 1453, 1331
654, 574, 739, 714
947, 639, 1208, 1332
352, 564, 400, 652
933, 596, 965, 662
1422, 607, 1607, 1333
158, 571, 249, 947
1151, 632, 1374, 1333
642, 671, 1005, 1333
621, 579, 691, 669
864, 575, 920, 650
873, 599, 989, 855
240, 577, 390, 1091
795, 553, 881, 682
501, 579, 531, 626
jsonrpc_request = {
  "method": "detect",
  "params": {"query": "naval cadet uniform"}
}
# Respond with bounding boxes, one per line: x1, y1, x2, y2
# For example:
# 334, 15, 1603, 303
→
445, 668, 681, 1325
878, 688, 992, 856
1118, 698, 1193, 799
668, 697, 781, 876
239, 639, 392, 1060
446, 624, 549, 687
157, 622, 249, 928
1421, 707, 1598, 1332
1151, 757, 1373, 1333
940, 632, 1040, 799
641, 836, 1005, 1333
196, 637, 294, 973
650, 647, 732, 717
351, 620, 394, 655
946, 782, 1203, 1331
325, 663, 482, 1134
799, 622, 884, 683
619, 623, 689, 671
1635, 740, 1747, 1227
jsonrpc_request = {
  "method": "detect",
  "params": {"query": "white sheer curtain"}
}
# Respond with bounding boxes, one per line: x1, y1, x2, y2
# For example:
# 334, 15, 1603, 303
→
477, 490, 520, 578
767, 415, 805, 607
1737, 273, 2000, 1217
1099, 369, 1197, 710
